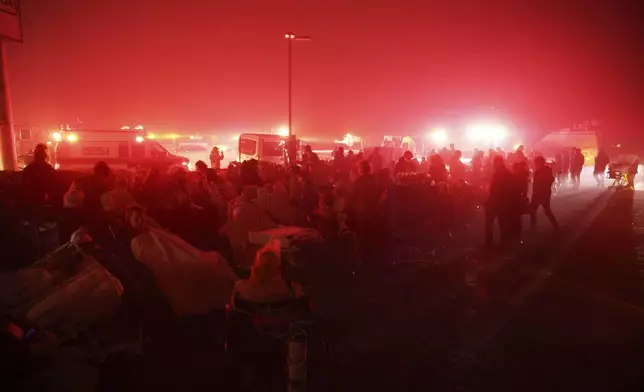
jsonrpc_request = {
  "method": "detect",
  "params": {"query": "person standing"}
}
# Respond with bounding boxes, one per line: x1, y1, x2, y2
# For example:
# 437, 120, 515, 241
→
570, 148, 585, 189
347, 160, 382, 268
209, 146, 224, 170
22, 144, 57, 209
561, 149, 571, 187
484, 156, 513, 248
449, 150, 467, 183
593, 149, 610, 187
627, 159, 640, 189
369, 147, 384, 173
530, 156, 559, 230
302, 145, 320, 167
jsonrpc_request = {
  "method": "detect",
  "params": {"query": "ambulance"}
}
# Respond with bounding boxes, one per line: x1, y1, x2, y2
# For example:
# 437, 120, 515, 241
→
52, 129, 189, 172
237, 133, 288, 164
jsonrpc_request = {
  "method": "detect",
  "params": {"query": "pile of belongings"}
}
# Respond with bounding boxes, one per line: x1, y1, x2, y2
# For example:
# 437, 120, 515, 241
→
0, 230, 123, 340
130, 226, 237, 318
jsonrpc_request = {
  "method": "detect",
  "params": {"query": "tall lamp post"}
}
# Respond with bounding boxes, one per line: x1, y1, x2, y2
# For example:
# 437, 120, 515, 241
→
284, 32, 310, 164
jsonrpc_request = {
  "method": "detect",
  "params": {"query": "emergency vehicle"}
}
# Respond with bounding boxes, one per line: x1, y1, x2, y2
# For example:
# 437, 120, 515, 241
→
52, 129, 189, 172
535, 128, 599, 165
238, 133, 288, 164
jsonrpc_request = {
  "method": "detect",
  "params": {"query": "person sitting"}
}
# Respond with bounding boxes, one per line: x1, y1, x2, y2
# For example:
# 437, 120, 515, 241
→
232, 241, 304, 305
101, 172, 137, 217
221, 186, 275, 268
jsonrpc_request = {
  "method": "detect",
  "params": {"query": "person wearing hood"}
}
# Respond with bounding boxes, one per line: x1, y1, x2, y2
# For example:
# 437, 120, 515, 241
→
395, 150, 418, 174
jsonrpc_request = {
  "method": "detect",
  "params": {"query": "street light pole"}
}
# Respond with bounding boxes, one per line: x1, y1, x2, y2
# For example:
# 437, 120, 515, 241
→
284, 32, 310, 164
288, 35, 292, 139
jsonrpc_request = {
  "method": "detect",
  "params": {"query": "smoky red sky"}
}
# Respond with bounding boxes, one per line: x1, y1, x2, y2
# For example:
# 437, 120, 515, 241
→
6, 0, 644, 142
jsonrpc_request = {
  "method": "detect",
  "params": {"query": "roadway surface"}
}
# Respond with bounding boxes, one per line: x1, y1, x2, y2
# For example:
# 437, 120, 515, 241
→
314, 186, 644, 391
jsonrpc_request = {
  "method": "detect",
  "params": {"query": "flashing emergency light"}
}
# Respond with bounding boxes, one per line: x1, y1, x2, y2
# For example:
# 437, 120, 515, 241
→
134, 125, 144, 130
466, 123, 508, 145
51, 132, 62, 142
135, 136, 144, 143
427, 128, 448, 144
66, 134, 78, 143
277, 127, 289, 137
121, 126, 130, 130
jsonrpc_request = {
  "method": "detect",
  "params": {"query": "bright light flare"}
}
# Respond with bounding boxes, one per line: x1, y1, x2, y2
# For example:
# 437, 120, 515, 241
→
427, 128, 448, 144
335, 133, 356, 147
51, 132, 62, 142
135, 136, 144, 143
277, 127, 289, 137
121, 125, 130, 130
66, 134, 78, 143
466, 123, 508, 145
134, 125, 144, 130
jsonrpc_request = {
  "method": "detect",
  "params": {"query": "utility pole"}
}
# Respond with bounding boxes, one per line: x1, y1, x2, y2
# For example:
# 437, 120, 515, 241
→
0, 39, 16, 170
0, 0, 21, 171
284, 32, 310, 164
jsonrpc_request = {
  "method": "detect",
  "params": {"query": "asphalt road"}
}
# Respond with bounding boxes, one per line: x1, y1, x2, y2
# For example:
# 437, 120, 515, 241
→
314, 186, 644, 391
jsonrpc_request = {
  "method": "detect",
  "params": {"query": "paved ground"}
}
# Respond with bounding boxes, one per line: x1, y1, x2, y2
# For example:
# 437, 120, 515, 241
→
314, 187, 644, 391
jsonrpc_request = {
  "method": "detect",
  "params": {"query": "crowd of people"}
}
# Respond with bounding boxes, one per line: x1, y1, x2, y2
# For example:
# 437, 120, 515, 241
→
1, 140, 639, 390
12, 143, 629, 268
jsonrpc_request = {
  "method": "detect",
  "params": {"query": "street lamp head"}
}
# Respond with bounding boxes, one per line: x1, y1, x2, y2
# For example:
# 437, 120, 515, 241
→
284, 32, 311, 40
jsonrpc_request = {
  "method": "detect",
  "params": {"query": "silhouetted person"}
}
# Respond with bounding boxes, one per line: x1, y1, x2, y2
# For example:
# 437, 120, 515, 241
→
302, 144, 319, 166
428, 154, 448, 183
395, 150, 418, 174
347, 160, 382, 268
369, 147, 384, 173
449, 150, 466, 183
593, 149, 610, 187
484, 156, 513, 248
209, 146, 224, 169
239, 159, 264, 189
61, 161, 112, 242
561, 149, 571, 186
530, 156, 558, 230
330, 147, 347, 174
571, 148, 585, 189
22, 143, 57, 209
627, 159, 639, 189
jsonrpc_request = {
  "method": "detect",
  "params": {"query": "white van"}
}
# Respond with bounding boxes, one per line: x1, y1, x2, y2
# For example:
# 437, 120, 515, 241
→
53, 130, 189, 172
238, 133, 287, 164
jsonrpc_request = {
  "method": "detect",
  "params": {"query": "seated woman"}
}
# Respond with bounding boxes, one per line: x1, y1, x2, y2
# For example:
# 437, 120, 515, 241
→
232, 241, 304, 306
228, 242, 309, 391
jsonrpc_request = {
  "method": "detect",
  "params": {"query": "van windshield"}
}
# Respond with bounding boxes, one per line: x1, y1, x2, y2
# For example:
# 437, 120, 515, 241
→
149, 140, 169, 158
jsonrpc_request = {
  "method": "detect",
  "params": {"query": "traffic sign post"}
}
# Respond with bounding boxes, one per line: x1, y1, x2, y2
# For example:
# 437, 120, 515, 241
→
0, 0, 21, 171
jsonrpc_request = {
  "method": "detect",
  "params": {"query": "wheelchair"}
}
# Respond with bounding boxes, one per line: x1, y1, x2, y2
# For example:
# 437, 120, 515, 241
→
225, 293, 328, 391
607, 168, 630, 191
